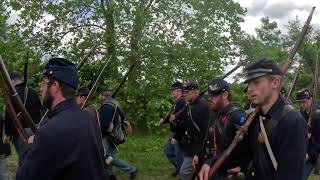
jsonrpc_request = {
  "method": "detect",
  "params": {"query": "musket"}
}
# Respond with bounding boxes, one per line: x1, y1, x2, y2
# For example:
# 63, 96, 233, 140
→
0, 56, 37, 134
168, 59, 245, 127
82, 55, 113, 109
23, 51, 29, 105
200, 59, 244, 96
160, 106, 177, 126
285, 63, 302, 102
165, 60, 245, 134
281, 7, 315, 74
76, 43, 100, 70
0, 81, 29, 143
309, 53, 319, 127
208, 6, 316, 178
112, 58, 140, 98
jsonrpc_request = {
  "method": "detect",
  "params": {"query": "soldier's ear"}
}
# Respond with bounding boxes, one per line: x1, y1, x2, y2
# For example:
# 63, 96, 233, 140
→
222, 91, 228, 100
271, 77, 281, 89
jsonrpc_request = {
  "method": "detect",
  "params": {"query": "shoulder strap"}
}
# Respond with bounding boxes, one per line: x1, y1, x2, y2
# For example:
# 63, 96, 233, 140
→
23, 87, 28, 106
95, 109, 101, 127
259, 116, 278, 170
264, 104, 294, 135
110, 103, 118, 124
215, 106, 240, 136
259, 104, 294, 171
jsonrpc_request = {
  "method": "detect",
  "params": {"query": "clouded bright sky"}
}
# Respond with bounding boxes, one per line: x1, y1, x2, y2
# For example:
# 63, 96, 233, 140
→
235, 0, 320, 35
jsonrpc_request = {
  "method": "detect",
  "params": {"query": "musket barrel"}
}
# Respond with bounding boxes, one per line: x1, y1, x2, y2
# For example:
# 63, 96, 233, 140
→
0, 56, 37, 133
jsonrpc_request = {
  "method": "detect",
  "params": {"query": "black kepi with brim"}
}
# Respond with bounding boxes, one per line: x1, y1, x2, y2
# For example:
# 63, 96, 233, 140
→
244, 58, 282, 84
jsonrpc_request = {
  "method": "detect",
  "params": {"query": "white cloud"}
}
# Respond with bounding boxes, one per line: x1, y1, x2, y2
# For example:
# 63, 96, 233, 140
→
235, 0, 320, 36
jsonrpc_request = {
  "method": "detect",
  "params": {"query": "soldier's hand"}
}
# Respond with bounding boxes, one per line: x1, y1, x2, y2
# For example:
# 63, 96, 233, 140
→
227, 166, 241, 174
159, 118, 165, 125
171, 138, 177, 145
3, 136, 11, 144
28, 135, 35, 144
192, 155, 199, 168
169, 115, 176, 122
199, 164, 210, 180
306, 154, 309, 161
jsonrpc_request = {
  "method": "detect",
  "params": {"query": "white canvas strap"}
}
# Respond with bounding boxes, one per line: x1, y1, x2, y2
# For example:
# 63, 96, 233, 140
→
259, 116, 278, 170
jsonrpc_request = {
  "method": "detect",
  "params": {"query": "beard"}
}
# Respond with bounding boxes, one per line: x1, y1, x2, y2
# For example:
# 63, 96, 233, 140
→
209, 97, 223, 112
43, 90, 54, 109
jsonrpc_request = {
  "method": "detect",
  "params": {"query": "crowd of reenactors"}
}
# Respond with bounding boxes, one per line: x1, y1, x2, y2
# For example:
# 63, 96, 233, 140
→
160, 58, 320, 180
0, 57, 137, 180
0, 47, 319, 180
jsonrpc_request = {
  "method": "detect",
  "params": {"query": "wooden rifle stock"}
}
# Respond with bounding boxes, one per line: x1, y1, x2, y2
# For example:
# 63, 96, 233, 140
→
309, 53, 319, 126
0, 55, 36, 141
0, 84, 29, 143
208, 109, 259, 177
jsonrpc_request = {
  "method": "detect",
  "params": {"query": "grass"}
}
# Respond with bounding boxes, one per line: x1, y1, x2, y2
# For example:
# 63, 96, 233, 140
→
6, 134, 177, 180
5, 134, 320, 180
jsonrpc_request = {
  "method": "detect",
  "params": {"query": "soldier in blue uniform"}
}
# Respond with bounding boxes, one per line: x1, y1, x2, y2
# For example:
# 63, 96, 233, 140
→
4, 72, 43, 164
160, 81, 185, 177
16, 57, 106, 180
99, 88, 138, 180
194, 79, 246, 180
173, 81, 210, 180
296, 89, 320, 180
207, 59, 307, 180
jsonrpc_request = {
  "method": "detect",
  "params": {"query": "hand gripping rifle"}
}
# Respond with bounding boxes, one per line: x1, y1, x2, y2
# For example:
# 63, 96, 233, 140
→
0, 56, 37, 143
208, 6, 316, 179
167, 59, 247, 133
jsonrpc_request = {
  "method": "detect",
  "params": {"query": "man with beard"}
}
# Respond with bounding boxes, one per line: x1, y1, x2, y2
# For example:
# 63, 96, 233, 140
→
173, 81, 210, 180
206, 58, 307, 180
194, 79, 246, 180
296, 89, 320, 180
4, 72, 43, 163
160, 81, 185, 177
16, 57, 106, 180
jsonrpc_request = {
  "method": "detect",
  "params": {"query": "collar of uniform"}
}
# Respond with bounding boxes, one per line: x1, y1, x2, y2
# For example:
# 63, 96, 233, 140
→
217, 104, 233, 118
15, 82, 26, 88
176, 96, 185, 103
47, 98, 76, 118
260, 96, 285, 119
189, 95, 201, 106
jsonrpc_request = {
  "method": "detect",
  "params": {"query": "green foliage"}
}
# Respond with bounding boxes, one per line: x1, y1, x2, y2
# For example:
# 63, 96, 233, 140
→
238, 15, 320, 106
2, 1, 319, 133
2, 0, 246, 132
